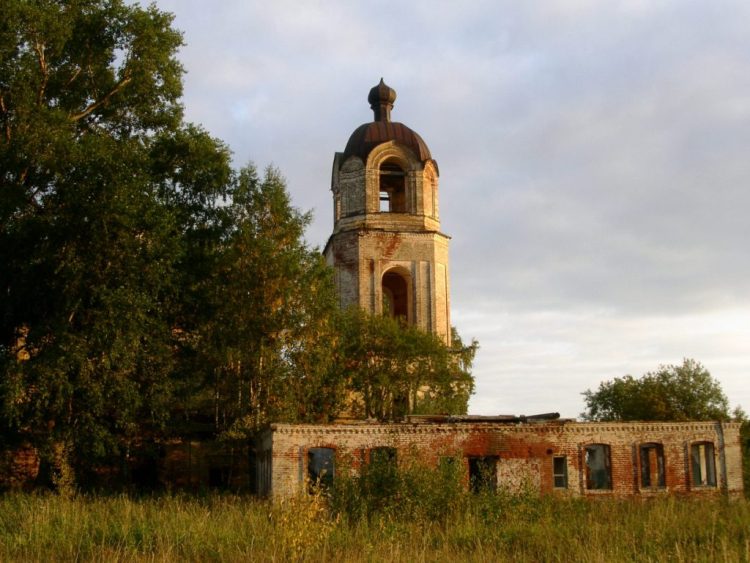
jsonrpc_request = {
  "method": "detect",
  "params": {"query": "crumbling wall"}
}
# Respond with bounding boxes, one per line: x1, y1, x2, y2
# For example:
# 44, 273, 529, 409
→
159, 439, 252, 491
265, 421, 744, 499
0, 443, 39, 490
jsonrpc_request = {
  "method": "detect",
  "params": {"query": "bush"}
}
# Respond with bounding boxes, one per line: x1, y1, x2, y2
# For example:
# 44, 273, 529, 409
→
328, 453, 466, 523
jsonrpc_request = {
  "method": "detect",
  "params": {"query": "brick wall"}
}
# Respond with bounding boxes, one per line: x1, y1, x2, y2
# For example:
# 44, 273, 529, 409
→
0, 443, 39, 490
263, 420, 744, 499
160, 439, 252, 491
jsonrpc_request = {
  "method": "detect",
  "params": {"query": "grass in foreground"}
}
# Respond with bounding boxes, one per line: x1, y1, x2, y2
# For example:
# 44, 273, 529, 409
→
0, 491, 748, 562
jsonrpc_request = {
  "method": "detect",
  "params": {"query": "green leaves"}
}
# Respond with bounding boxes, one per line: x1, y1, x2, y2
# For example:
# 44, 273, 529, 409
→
334, 308, 476, 420
582, 359, 731, 422
0, 0, 201, 482
199, 165, 342, 435
0, 0, 478, 488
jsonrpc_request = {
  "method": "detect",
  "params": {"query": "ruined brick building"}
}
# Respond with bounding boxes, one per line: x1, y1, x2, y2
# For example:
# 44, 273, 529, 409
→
2, 81, 743, 497
254, 80, 744, 499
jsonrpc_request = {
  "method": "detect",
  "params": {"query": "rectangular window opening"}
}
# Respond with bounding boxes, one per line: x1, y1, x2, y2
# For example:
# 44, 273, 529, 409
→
553, 456, 568, 489
370, 446, 397, 466
585, 444, 612, 490
640, 443, 665, 489
691, 442, 716, 487
468, 456, 498, 493
307, 447, 335, 490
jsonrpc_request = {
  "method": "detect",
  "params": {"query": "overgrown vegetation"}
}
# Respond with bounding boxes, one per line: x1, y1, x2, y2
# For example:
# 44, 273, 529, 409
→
0, 0, 476, 489
581, 359, 732, 422
334, 309, 476, 420
0, 490, 747, 562
3, 454, 748, 560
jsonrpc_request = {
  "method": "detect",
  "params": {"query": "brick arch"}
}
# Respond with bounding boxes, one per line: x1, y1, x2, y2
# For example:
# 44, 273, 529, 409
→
366, 141, 418, 172
366, 143, 420, 214
378, 159, 407, 213
381, 266, 412, 324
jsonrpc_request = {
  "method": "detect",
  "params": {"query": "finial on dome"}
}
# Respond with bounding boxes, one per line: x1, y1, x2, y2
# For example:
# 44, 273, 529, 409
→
368, 78, 397, 122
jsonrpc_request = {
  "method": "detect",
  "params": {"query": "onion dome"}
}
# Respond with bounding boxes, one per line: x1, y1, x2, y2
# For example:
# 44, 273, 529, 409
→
342, 79, 433, 165
368, 78, 397, 122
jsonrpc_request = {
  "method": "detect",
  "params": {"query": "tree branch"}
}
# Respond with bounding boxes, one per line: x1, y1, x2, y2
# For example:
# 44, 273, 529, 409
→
34, 40, 49, 106
65, 67, 82, 88
1, 95, 9, 143
68, 75, 132, 122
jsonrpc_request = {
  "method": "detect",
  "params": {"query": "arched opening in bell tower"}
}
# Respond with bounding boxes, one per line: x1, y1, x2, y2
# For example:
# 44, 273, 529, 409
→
379, 160, 406, 213
382, 269, 410, 323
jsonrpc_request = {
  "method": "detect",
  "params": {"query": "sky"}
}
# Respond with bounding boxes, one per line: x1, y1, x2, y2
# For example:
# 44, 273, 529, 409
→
152, 0, 749, 419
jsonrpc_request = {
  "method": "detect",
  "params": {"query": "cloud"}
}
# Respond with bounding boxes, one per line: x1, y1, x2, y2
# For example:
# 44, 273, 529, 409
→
153, 0, 750, 416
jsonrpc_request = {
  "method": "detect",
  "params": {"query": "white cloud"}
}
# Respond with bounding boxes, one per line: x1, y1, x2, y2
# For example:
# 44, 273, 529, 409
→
151, 0, 750, 416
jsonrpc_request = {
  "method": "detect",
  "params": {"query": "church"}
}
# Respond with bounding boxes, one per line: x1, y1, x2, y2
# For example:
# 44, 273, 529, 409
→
251, 80, 744, 499
154, 80, 743, 498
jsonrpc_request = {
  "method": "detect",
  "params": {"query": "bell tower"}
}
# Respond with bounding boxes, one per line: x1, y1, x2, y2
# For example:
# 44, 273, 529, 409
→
324, 79, 451, 342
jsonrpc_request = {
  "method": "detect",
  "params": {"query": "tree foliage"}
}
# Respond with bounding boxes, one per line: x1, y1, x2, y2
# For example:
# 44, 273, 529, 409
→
198, 165, 344, 438
0, 1, 478, 487
335, 308, 476, 420
581, 359, 731, 422
0, 0, 231, 481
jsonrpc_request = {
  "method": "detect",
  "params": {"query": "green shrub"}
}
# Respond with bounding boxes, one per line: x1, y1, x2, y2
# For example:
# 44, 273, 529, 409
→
328, 453, 467, 523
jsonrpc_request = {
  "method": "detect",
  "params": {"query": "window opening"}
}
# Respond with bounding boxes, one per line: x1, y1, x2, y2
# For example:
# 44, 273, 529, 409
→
208, 466, 231, 489
691, 442, 716, 487
379, 162, 406, 212
382, 271, 408, 322
468, 456, 498, 493
379, 191, 390, 212
553, 456, 568, 489
640, 443, 665, 488
308, 447, 335, 489
584, 444, 612, 490
370, 446, 397, 466
437, 456, 461, 486
366, 447, 398, 497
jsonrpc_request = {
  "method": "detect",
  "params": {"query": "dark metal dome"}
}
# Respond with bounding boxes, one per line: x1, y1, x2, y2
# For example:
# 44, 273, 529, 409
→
343, 121, 432, 163
341, 79, 433, 165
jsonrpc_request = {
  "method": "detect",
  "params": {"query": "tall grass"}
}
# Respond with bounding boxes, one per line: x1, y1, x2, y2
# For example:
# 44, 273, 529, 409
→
0, 486, 748, 561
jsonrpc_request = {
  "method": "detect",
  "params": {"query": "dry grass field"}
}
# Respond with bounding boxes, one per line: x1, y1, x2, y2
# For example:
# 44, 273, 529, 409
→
0, 489, 748, 562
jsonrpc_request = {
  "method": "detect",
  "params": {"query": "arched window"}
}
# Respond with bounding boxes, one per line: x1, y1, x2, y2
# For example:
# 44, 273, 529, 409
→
379, 161, 406, 212
382, 270, 408, 321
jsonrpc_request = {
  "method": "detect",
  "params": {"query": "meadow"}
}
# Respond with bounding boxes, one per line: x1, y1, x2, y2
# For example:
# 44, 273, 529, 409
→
0, 490, 748, 562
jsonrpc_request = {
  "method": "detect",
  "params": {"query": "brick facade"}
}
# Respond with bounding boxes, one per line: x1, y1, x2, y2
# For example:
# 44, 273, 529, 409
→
260, 420, 744, 499
0, 443, 39, 490
159, 439, 252, 491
